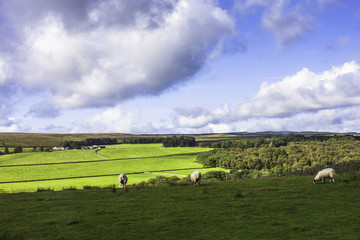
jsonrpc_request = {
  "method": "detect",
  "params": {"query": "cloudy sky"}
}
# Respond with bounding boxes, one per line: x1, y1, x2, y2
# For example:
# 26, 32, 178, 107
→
0, 0, 360, 134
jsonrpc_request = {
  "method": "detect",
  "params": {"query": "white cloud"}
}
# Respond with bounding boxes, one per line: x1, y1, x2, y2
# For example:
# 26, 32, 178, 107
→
237, 61, 360, 118
75, 105, 156, 133
0, 58, 8, 85
262, 0, 313, 45
0, 117, 21, 132
253, 106, 360, 133
207, 123, 234, 133
6, 0, 234, 109
236, 0, 314, 45
170, 61, 360, 133
174, 104, 231, 128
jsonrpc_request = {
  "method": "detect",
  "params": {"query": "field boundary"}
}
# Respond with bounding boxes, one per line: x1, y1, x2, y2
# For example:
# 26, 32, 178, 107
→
0, 167, 208, 184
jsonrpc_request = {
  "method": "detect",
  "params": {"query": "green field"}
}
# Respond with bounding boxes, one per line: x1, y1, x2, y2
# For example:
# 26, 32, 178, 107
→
0, 144, 215, 192
1, 173, 359, 240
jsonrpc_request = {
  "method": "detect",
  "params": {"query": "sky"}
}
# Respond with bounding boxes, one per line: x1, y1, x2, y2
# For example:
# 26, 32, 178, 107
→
0, 0, 360, 134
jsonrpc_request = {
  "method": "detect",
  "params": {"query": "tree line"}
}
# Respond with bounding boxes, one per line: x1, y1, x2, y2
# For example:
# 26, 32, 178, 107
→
162, 136, 196, 147
197, 135, 360, 175
122, 137, 164, 144
0, 146, 21, 155
122, 135, 196, 147
0, 145, 53, 155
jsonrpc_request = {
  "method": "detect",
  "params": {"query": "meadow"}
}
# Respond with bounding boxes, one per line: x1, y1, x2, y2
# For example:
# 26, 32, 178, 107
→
0, 144, 216, 192
0, 173, 359, 240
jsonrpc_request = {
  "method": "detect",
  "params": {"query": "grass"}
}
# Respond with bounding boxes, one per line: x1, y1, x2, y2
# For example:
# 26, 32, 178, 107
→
0, 169, 225, 192
0, 173, 359, 240
0, 150, 103, 166
96, 145, 210, 159
0, 174, 158, 192
0, 152, 205, 182
0, 144, 215, 192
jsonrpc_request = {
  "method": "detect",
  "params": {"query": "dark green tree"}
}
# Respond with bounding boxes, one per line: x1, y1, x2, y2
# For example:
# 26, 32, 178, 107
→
13, 146, 23, 154
4, 146, 9, 154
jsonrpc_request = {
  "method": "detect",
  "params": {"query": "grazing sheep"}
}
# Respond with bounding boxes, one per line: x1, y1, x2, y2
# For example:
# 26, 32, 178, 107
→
313, 168, 336, 184
191, 171, 201, 186
118, 174, 128, 188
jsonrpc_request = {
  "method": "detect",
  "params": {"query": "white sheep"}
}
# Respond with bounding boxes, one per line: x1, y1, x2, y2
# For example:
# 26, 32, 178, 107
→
313, 168, 335, 184
191, 171, 201, 186
118, 174, 128, 188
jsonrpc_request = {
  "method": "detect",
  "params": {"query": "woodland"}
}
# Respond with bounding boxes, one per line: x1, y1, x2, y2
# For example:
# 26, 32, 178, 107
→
197, 135, 360, 175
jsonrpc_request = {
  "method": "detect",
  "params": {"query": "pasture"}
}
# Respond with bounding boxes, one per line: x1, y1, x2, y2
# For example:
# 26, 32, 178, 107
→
1, 173, 359, 240
0, 144, 215, 192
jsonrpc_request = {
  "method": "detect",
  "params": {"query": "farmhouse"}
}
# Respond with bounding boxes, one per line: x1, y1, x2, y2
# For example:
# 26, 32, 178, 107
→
81, 145, 105, 150
52, 146, 66, 151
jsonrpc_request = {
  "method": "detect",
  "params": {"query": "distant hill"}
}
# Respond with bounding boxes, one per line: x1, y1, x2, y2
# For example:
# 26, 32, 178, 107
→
0, 131, 356, 147
0, 133, 133, 147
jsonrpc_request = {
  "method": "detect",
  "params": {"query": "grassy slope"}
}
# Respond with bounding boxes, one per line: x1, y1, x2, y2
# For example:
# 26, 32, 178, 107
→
0, 155, 204, 182
1, 173, 359, 240
0, 150, 103, 166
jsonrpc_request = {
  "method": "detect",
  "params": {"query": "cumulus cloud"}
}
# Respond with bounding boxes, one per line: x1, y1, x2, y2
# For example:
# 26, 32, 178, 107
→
0, 0, 234, 110
171, 61, 360, 132
174, 104, 231, 128
170, 103, 236, 133
0, 117, 21, 132
236, 0, 313, 45
237, 61, 360, 118
262, 1, 313, 45
253, 107, 360, 133
74, 105, 157, 133
0, 58, 17, 122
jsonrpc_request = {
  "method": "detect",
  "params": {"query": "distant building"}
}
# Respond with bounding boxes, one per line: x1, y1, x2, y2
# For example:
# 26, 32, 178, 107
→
80, 145, 105, 150
52, 146, 65, 151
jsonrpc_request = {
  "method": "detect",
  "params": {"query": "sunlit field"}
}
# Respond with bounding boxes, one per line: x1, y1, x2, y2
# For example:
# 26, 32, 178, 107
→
0, 144, 214, 192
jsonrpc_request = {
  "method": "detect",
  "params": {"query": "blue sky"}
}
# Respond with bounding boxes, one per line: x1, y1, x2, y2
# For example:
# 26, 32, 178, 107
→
0, 0, 360, 134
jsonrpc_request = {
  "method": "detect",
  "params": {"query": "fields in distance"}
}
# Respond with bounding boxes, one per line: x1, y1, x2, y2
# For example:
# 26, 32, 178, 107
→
0, 144, 223, 192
